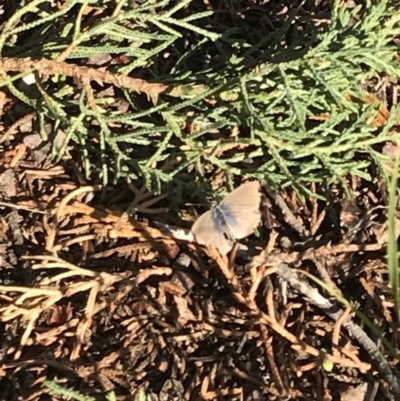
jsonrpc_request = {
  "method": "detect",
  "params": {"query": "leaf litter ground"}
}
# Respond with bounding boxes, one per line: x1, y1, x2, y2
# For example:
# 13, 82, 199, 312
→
1, 120, 400, 400
0, 0, 400, 401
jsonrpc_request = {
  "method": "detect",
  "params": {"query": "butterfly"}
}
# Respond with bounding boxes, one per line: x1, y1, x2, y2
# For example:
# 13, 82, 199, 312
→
191, 181, 261, 255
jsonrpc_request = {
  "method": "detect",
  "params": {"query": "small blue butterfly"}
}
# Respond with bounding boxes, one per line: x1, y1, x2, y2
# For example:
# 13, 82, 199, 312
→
191, 181, 261, 254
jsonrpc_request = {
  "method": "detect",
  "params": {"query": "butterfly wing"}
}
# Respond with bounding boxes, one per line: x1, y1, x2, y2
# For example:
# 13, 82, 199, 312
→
219, 181, 261, 240
191, 210, 233, 255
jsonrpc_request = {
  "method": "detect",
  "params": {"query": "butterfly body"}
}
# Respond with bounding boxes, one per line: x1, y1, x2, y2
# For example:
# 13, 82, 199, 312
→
191, 181, 261, 254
